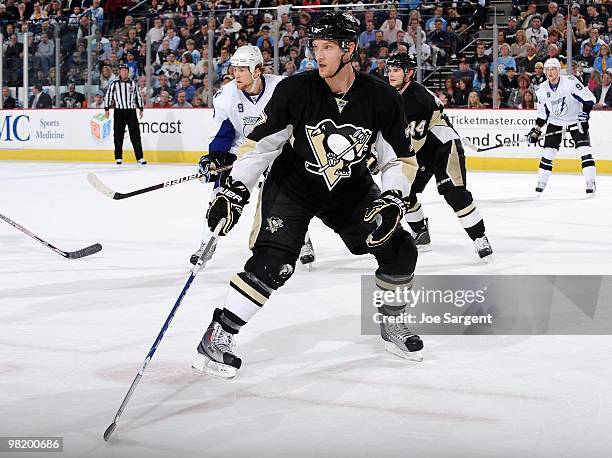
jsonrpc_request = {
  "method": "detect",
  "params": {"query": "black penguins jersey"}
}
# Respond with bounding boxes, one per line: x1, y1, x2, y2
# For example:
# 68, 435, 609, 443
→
230, 70, 417, 199
400, 80, 459, 153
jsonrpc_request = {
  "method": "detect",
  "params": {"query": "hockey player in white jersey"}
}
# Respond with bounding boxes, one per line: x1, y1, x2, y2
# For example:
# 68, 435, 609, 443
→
528, 58, 597, 196
190, 45, 316, 266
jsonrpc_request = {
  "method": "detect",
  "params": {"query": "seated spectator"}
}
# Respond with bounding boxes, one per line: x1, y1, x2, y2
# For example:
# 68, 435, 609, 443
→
369, 59, 387, 80
576, 42, 596, 82
147, 18, 165, 45
519, 3, 538, 30
283, 61, 297, 77
500, 67, 518, 90
505, 17, 518, 45
436, 91, 451, 108
519, 43, 541, 74
511, 29, 528, 58
61, 83, 87, 108
585, 4, 608, 31
162, 52, 182, 84
593, 70, 612, 109
453, 58, 476, 84
601, 18, 612, 45
256, 25, 275, 49
91, 90, 105, 109
425, 6, 447, 32
165, 28, 181, 51
491, 44, 517, 75
447, 7, 468, 35
381, 17, 402, 44
568, 3, 582, 29
519, 90, 536, 109
368, 31, 389, 58
473, 62, 491, 93
152, 72, 176, 98
173, 90, 193, 107
530, 62, 546, 90
173, 76, 195, 103
214, 47, 232, 80
380, 9, 404, 39
470, 41, 491, 69
444, 75, 456, 105
467, 91, 485, 108
29, 84, 53, 108
594, 44, 612, 74
2, 87, 17, 109
261, 49, 275, 73
525, 15, 548, 45
191, 95, 205, 108
125, 52, 140, 79
180, 53, 196, 79
544, 44, 566, 67
480, 77, 495, 107
507, 74, 532, 108
452, 79, 472, 107
153, 90, 173, 108
581, 28, 606, 55
575, 19, 590, 50
389, 30, 408, 54
588, 70, 602, 93
542, 2, 564, 30
427, 19, 451, 65
298, 54, 318, 72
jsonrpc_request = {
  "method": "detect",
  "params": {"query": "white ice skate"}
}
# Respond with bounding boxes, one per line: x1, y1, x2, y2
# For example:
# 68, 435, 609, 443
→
535, 182, 547, 197
192, 309, 242, 378
299, 236, 315, 271
474, 235, 493, 262
586, 181, 596, 198
380, 318, 424, 362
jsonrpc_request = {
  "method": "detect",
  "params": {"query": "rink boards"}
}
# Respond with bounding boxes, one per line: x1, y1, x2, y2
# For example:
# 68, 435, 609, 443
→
0, 108, 610, 173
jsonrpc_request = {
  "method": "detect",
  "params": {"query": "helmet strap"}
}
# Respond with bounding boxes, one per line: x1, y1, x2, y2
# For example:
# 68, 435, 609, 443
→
328, 41, 354, 79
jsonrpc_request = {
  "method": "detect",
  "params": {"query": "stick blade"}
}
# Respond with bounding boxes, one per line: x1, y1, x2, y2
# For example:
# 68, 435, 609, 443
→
103, 422, 117, 441
66, 243, 102, 259
87, 173, 118, 199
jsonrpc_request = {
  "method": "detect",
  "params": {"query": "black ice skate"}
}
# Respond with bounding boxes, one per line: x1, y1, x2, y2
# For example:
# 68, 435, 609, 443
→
189, 237, 218, 265
586, 181, 596, 198
535, 182, 546, 196
192, 308, 242, 378
299, 236, 315, 270
379, 311, 424, 362
412, 218, 431, 251
137, 158, 147, 166
474, 235, 493, 261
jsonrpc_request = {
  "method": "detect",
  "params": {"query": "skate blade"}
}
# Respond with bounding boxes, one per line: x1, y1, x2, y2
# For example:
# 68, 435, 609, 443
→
587, 193, 596, 199
384, 342, 424, 362
478, 253, 494, 264
301, 262, 313, 271
192, 353, 237, 379
416, 243, 432, 252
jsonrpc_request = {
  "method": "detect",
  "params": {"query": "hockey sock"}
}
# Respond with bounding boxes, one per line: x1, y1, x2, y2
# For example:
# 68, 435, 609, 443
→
404, 201, 427, 232
578, 148, 596, 183
223, 271, 273, 326
537, 147, 558, 187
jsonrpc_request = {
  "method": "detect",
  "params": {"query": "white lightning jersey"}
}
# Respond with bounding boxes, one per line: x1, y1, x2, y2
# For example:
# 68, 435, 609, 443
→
535, 75, 596, 127
208, 74, 284, 155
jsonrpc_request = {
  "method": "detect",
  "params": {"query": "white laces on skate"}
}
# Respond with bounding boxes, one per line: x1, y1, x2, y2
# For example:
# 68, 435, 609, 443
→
212, 326, 235, 353
474, 237, 490, 251
386, 321, 416, 340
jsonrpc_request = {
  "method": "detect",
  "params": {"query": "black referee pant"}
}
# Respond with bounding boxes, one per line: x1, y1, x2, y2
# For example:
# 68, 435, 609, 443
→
113, 109, 144, 161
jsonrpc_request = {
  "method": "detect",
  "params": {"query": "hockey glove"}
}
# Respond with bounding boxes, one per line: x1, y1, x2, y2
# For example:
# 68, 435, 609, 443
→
527, 126, 541, 144
363, 190, 407, 249
206, 177, 249, 236
198, 151, 236, 183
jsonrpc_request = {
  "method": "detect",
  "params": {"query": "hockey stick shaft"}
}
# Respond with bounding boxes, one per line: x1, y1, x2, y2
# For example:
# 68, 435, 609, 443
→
103, 218, 226, 442
462, 126, 580, 153
88, 165, 234, 200
0, 213, 102, 259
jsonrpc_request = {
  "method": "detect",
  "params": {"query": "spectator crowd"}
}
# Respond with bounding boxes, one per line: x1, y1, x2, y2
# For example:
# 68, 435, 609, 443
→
1, 0, 611, 110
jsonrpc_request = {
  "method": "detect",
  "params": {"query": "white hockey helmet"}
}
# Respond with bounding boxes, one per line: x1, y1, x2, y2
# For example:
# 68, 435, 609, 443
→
230, 45, 263, 73
543, 58, 561, 70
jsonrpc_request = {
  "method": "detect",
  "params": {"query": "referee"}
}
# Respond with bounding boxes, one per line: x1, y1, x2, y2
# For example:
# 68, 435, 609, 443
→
104, 63, 147, 165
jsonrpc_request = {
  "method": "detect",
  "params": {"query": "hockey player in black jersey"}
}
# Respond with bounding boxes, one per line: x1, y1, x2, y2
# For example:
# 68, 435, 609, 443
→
386, 53, 493, 260
192, 13, 423, 378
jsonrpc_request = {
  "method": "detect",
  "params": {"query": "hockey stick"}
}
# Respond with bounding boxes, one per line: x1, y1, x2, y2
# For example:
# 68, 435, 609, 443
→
0, 213, 102, 259
461, 125, 580, 153
87, 165, 234, 200
103, 218, 226, 442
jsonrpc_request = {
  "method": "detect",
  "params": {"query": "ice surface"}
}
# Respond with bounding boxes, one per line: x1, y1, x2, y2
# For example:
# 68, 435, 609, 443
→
1, 162, 611, 457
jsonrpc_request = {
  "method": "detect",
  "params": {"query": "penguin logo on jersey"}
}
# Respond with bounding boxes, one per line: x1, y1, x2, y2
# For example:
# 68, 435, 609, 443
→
266, 216, 284, 233
550, 97, 568, 117
304, 120, 372, 190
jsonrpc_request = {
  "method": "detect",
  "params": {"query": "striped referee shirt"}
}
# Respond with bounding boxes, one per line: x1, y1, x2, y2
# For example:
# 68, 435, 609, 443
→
104, 78, 144, 110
